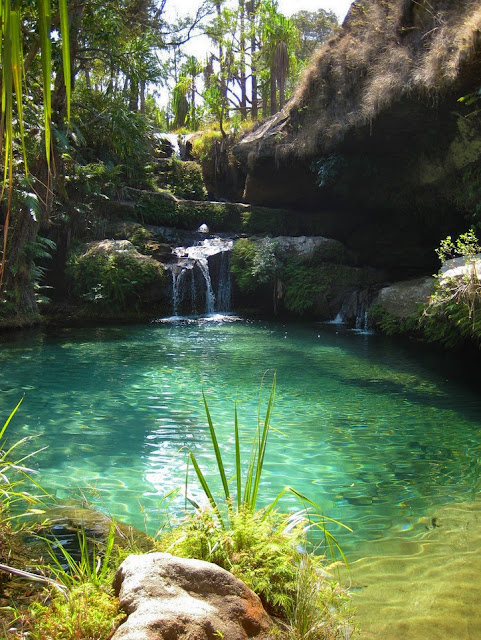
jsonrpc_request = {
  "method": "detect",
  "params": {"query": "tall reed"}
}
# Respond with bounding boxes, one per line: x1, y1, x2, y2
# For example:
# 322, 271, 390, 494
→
188, 373, 350, 562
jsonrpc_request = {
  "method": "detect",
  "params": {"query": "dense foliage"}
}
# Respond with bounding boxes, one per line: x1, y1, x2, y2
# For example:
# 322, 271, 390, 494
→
67, 243, 165, 312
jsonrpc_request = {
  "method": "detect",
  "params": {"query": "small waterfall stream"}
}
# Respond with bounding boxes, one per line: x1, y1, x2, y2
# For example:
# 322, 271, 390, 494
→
327, 289, 373, 332
167, 237, 233, 316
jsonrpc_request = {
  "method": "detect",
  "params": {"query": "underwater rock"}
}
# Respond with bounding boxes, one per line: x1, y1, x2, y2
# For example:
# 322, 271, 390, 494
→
112, 552, 272, 640
342, 493, 374, 507
41, 503, 153, 552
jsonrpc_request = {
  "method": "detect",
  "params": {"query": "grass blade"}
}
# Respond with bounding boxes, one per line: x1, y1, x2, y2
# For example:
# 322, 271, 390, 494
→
10, 10, 27, 174
189, 452, 224, 528
250, 372, 276, 510
234, 402, 241, 510
38, 0, 52, 167
202, 392, 230, 503
0, 397, 23, 440
59, 0, 71, 121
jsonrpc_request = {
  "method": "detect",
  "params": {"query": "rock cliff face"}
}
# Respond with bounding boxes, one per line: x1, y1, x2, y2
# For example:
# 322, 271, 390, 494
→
233, 0, 481, 279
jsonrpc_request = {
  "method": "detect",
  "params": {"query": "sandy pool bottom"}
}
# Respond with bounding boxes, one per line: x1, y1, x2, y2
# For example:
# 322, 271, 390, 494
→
343, 498, 481, 639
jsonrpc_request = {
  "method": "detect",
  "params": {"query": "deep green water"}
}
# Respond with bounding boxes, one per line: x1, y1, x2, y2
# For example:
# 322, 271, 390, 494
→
1, 316, 480, 558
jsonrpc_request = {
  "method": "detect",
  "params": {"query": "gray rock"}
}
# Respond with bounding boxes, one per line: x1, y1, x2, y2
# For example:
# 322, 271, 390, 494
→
439, 254, 481, 283
271, 235, 343, 258
112, 553, 272, 640
376, 277, 435, 318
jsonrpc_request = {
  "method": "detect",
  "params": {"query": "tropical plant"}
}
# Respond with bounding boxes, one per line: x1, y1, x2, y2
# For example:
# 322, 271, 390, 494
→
156, 375, 352, 632
0, 0, 71, 288
422, 229, 481, 347
186, 373, 349, 559
260, 3, 298, 113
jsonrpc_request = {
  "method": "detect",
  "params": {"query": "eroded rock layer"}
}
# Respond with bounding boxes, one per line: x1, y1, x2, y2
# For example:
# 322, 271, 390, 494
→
233, 0, 481, 278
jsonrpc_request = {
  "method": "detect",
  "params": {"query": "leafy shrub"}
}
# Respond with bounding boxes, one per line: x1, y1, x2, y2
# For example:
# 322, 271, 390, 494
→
282, 259, 331, 315
65, 161, 124, 201
128, 226, 153, 253
368, 303, 423, 337
231, 238, 265, 293
71, 86, 153, 188
421, 229, 481, 348
67, 245, 164, 311
158, 507, 308, 616
313, 154, 347, 188
167, 158, 207, 200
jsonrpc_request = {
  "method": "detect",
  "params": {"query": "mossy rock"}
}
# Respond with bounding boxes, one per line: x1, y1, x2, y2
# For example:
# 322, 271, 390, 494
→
67, 240, 167, 312
41, 503, 153, 552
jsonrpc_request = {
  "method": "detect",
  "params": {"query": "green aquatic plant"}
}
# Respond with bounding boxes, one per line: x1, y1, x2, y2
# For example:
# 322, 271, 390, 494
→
186, 373, 349, 561
156, 375, 351, 630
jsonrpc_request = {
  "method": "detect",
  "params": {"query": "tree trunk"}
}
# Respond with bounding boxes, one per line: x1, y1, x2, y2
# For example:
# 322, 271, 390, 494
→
247, 0, 258, 119
279, 74, 285, 110
140, 80, 146, 113
1, 205, 40, 327
239, 0, 247, 119
270, 71, 277, 115
129, 78, 139, 112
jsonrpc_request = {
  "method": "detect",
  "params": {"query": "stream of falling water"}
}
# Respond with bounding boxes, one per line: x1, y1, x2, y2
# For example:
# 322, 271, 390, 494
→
168, 237, 233, 316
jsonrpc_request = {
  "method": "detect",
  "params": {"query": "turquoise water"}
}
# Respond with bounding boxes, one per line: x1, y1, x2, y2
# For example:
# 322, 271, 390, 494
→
1, 316, 480, 557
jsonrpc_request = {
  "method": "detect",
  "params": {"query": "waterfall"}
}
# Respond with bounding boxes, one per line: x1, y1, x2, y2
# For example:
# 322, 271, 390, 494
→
167, 237, 233, 316
328, 289, 373, 332
194, 256, 216, 314
154, 133, 193, 160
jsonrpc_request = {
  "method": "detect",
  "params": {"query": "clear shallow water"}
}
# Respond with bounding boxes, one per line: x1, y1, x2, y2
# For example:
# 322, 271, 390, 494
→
1, 316, 481, 558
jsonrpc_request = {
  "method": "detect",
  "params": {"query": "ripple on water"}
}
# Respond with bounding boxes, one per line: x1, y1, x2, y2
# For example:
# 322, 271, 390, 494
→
1, 319, 481, 634
345, 499, 481, 639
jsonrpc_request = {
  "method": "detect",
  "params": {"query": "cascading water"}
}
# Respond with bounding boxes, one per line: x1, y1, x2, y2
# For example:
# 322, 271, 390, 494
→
153, 133, 194, 160
167, 237, 233, 316
327, 289, 373, 331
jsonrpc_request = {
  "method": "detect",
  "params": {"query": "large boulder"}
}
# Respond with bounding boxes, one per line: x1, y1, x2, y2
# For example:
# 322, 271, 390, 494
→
439, 254, 481, 283
112, 553, 273, 640
375, 276, 435, 317
68, 239, 169, 310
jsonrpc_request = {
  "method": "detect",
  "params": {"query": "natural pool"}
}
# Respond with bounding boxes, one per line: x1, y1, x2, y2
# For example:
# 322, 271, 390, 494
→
1, 315, 480, 560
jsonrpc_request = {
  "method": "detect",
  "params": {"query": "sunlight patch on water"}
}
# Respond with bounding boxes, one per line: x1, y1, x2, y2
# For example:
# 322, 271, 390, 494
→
0, 319, 480, 559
